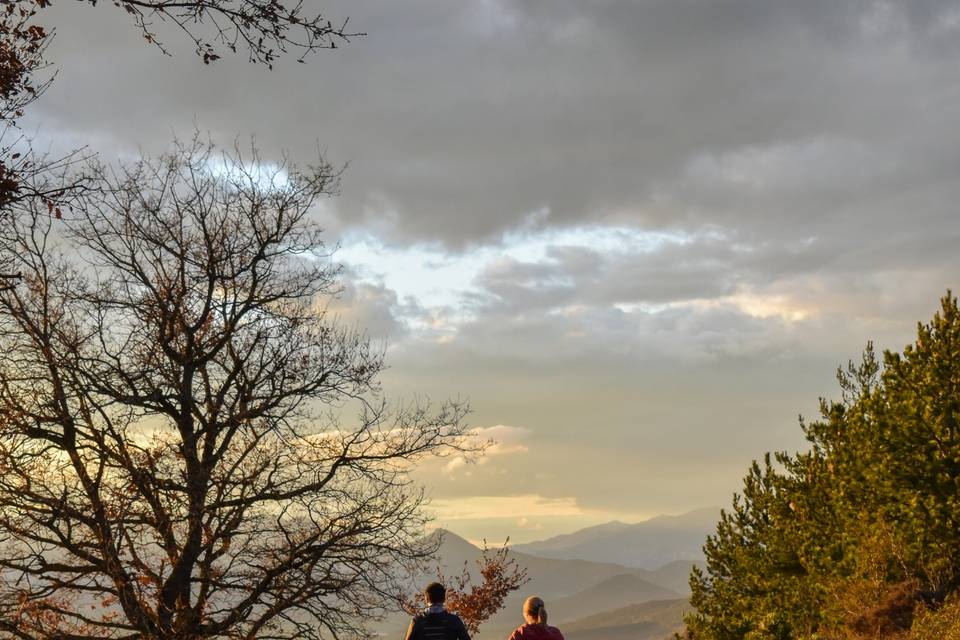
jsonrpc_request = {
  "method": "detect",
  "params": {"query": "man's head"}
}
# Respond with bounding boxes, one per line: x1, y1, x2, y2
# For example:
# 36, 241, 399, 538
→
424, 582, 446, 605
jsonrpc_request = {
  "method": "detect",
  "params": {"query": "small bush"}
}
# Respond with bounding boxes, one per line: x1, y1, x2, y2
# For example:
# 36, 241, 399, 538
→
910, 595, 960, 640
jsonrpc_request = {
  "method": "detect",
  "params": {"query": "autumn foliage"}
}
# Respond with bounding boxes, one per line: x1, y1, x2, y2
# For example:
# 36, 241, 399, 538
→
404, 540, 530, 635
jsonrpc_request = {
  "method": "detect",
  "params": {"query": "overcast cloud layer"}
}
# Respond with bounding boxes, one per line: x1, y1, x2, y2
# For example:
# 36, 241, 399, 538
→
34, 0, 960, 541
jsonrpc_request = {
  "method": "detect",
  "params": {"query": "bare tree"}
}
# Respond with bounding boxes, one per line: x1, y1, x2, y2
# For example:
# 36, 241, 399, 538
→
101, 0, 359, 65
0, 0, 358, 292
0, 137, 470, 640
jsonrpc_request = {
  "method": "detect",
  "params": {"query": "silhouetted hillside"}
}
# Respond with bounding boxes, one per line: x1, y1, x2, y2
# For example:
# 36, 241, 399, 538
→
565, 621, 667, 640
564, 598, 691, 636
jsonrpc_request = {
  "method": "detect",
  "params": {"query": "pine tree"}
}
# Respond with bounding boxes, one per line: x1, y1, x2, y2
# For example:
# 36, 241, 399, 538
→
686, 293, 960, 638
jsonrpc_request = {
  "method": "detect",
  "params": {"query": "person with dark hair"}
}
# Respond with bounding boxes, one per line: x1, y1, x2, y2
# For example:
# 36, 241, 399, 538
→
405, 582, 471, 640
506, 596, 564, 640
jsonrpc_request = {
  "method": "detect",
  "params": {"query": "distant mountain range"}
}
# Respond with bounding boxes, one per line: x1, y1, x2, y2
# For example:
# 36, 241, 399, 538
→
376, 509, 716, 639
511, 507, 720, 570
428, 530, 684, 623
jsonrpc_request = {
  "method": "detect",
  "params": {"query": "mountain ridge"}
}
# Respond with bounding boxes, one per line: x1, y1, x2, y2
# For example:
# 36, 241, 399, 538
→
549, 573, 681, 623
510, 507, 719, 570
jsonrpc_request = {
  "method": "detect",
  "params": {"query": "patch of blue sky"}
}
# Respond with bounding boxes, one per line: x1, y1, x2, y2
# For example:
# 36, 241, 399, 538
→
334, 221, 699, 329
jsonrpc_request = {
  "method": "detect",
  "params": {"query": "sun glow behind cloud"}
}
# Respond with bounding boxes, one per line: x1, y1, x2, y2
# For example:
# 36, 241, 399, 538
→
428, 494, 585, 520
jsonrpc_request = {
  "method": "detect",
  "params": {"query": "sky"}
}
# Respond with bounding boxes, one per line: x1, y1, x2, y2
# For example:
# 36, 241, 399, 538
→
31, 0, 960, 543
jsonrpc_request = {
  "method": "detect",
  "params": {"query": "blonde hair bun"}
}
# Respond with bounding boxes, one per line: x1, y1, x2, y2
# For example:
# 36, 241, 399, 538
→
523, 596, 548, 626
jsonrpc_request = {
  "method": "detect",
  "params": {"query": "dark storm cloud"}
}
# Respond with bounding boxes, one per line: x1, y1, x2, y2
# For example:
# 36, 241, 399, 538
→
473, 240, 739, 312
33, 0, 960, 250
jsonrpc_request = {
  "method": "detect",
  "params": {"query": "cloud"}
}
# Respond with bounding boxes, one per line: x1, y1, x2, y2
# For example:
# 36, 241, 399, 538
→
25, 0, 960, 533
31, 0, 960, 246
442, 425, 531, 476
475, 425, 532, 456
441, 456, 469, 476
321, 271, 413, 341
680, 136, 897, 197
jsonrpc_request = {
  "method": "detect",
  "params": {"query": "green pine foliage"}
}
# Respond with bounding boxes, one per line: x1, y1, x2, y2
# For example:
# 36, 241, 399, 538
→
685, 292, 960, 639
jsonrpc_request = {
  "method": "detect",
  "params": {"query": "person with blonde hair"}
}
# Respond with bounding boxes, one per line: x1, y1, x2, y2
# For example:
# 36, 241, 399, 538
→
506, 596, 564, 640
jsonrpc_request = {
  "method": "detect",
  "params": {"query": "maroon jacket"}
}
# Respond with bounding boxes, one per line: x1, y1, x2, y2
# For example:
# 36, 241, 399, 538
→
507, 624, 564, 640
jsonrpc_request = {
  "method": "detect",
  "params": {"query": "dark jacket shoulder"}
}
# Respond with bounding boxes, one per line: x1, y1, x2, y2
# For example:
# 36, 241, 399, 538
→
406, 611, 470, 640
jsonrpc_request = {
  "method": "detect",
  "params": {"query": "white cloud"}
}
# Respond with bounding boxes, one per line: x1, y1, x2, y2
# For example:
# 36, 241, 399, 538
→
441, 425, 531, 476
473, 425, 532, 456
442, 456, 469, 475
